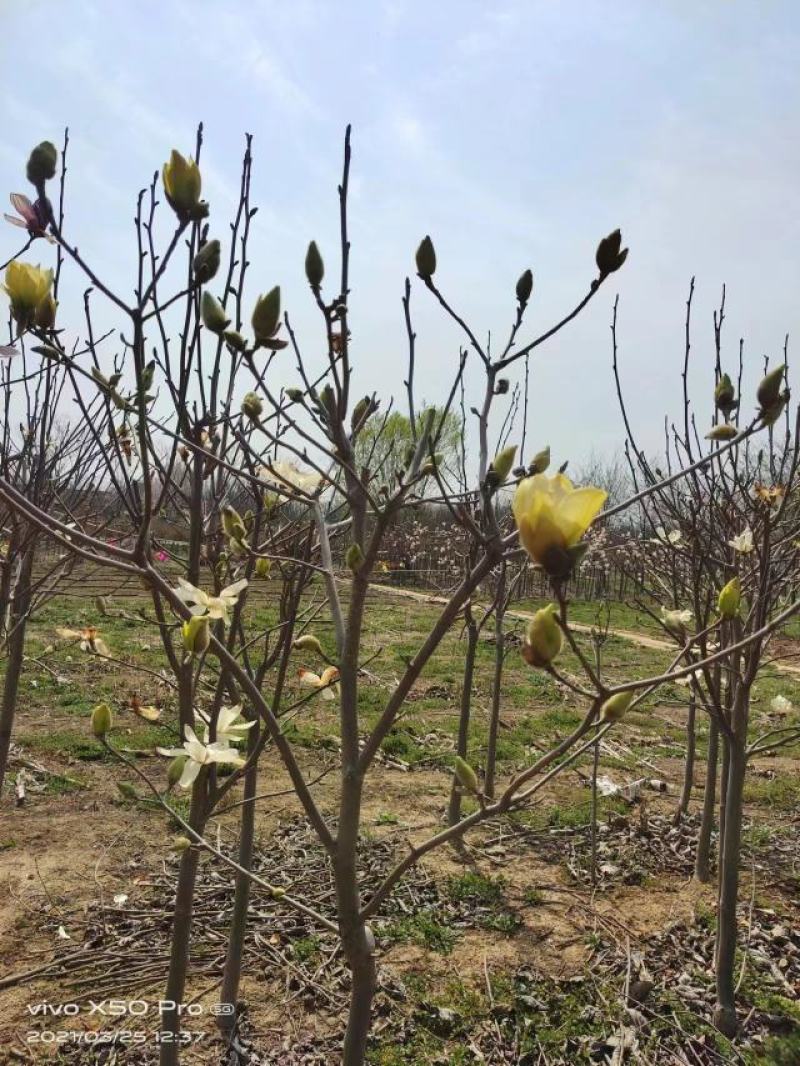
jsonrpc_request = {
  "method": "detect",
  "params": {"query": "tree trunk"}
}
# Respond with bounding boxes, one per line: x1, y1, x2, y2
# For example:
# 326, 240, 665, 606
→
448, 620, 479, 826
0, 546, 35, 797
695, 718, 719, 883
218, 726, 259, 1034
159, 775, 206, 1066
675, 692, 696, 823
714, 721, 747, 1036
484, 566, 506, 798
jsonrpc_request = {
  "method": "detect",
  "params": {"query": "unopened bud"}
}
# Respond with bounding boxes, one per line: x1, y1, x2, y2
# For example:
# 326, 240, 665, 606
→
222, 505, 246, 541
202, 291, 230, 334
34, 293, 57, 330
757, 364, 786, 410
346, 543, 365, 572
285, 387, 304, 403
415, 235, 436, 278
487, 445, 517, 489
529, 446, 551, 475
595, 229, 628, 278
293, 633, 324, 655
167, 756, 187, 788
183, 615, 210, 656
718, 576, 742, 619
224, 330, 247, 352
516, 268, 533, 304
173, 835, 192, 853
255, 557, 271, 579
241, 391, 263, 422
714, 373, 736, 416
252, 286, 281, 344
305, 240, 324, 289
522, 604, 562, 667
91, 701, 113, 737
26, 141, 58, 185
600, 691, 635, 723
453, 756, 479, 794
705, 424, 738, 442
193, 239, 221, 283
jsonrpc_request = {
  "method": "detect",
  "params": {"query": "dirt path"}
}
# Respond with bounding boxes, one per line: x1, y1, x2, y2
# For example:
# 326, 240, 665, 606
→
369, 580, 800, 677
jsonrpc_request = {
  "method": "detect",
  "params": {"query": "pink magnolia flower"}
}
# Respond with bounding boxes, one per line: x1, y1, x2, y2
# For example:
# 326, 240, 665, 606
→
4, 194, 55, 242
156, 550, 169, 562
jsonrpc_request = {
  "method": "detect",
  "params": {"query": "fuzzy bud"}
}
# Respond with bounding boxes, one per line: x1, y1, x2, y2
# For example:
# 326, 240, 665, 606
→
173, 835, 192, 853
757, 364, 786, 410
600, 691, 635, 723
224, 330, 247, 352
486, 445, 517, 491
522, 604, 563, 668
705, 424, 738, 442
529, 446, 551, 475
515, 268, 533, 304
345, 543, 365, 572
453, 756, 479, 794
183, 615, 211, 656
167, 756, 187, 788
251, 286, 281, 344
34, 292, 57, 330
241, 391, 263, 422
91, 701, 113, 737
202, 291, 230, 334
714, 373, 736, 416
293, 633, 324, 656
193, 239, 221, 283
26, 141, 58, 186
255, 557, 271, 579
415, 235, 436, 278
305, 240, 324, 289
718, 576, 742, 619
595, 229, 628, 278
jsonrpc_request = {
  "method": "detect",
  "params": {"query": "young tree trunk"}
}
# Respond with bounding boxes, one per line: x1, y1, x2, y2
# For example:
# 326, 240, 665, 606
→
714, 711, 748, 1036
159, 775, 206, 1066
717, 732, 730, 876
448, 618, 479, 826
675, 692, 696, 823
218, 725, 259, 1035
695, 718, 719, 883
0, 545, 35, 797
484, 566, 506, 798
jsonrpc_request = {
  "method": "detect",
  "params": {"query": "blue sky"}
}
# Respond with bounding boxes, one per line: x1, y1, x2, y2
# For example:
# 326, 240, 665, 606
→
2, 0, 800, 467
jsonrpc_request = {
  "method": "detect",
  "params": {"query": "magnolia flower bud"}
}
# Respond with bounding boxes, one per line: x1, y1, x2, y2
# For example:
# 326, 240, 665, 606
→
346, 543, 365, 572
34, 293, 57, 330
224, 330, 247, 352
193, 239, 221, 283
26, 141, 58, 186
241, 391, 263, 422
252, 286, 281, 344
162, 150, 203, 218
305, 240, 324, 289
714, 373, 736, 416
285, 387, 304, 403
522, 604, 562, 667
495, 378, 510, 395
516, 268, 533, 304
718, 576, 742, 619
183, 615, 211, 656
705, 424, 738, 442
91, 701, 113, 737
415, 235, 436, 278
293, 633, 324, 655
167, 756, 187, 788
255, 557, 271, 579
487, 445, 517, 491
222, 505, 246, 541
529, 446, 551, 475
202, 291, 230, 334
173, 835, 192, 853
600, 691, 635, 723
351, 395, 372, 431
453, 756, 479, 793
757, 364, 786, 409
595, 229, 628, 278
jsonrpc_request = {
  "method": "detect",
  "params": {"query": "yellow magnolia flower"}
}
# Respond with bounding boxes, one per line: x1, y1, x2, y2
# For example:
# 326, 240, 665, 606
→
3, 261, 54, 326
512, 473, 606, 574
162, 150, 202, 216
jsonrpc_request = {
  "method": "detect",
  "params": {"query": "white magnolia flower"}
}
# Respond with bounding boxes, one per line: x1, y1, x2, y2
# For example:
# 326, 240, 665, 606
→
297, 666, 340, 701
770, 695, 794, 715
157, 724, 246, 788
174, 578, 247, 624
195, 703, 254, 746
660, 607, 693, 632
261, 460, 322, 498
729, 528, 754, 554
653, 527, 683, 547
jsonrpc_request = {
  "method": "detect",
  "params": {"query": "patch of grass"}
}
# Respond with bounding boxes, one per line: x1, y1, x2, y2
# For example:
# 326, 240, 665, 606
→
744, 774, 800, 811
447, 871, 504, 906
292, 936, 321, 963
382, 911, 457, 955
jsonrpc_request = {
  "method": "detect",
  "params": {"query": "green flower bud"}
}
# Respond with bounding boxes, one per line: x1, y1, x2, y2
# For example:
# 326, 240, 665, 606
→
714, 373, 736, 415
222, 505, 246, 541
183, 615, 210, 656
529, 446, 551, 475
516, 268, 533, 304
91, 701, 113, 737
117, 781, 139, 801
201, 291, 230, 334
415, 235, 436, 278
487, 445, 517, 489
718, 576, 742, 619
305, 240, 324, 289
255, 557, 271, 579
522, 604, 562, 667
293, 633, 324, 655
241, 391, 263, 422
251, 286, 281, 344
26, 141, 58, 185
760, 393, 789, 427
351, 395, 372, 432
346, 543, 365, 572
453, 756, 479, 794
173, 835, 192, 853
193, 239, 221, 283
595, 229, 628, 278
224, 330, 247, 352
600, 691, 635, 723
167, 756, 187, 788
285, 387, 304, 403
705, 423, 738, 442
757, 364, 786, 409
162, 150, 202, 217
